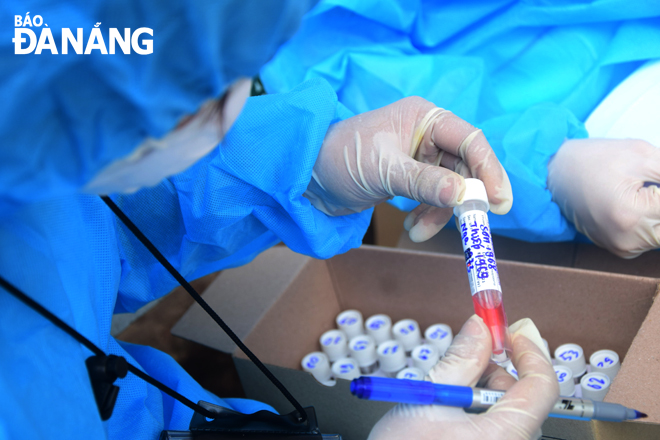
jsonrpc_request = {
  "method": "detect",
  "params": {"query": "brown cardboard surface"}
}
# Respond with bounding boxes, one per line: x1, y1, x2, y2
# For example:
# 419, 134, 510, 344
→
327, 246, 656, 359
373, 203, 408, 247
173, 245, 660, 440
171, 247, 310, 353
605, 284, 660, 424
397, 228, 660, 278
239, 258, 342, 368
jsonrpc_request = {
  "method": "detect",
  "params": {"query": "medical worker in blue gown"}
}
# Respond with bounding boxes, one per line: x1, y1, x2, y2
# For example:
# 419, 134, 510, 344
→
1, 1, 557, 439
262, 0, 660, 259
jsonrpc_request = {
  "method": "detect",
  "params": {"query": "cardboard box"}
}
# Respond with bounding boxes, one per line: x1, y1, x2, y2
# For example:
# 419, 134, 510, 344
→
397, 228, 660, 278
173, 246, 660, 440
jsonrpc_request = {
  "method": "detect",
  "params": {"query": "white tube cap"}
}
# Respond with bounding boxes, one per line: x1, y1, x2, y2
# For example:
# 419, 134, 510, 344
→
589, 350, 620, 381
349, 335, 378, 368
554, 365, 575, 397
396, 367, 425, 381
301, 352, 332, 384
554, 344, 587, 377
393, 319, 422, 352
424, 324, 453, 356
462, 178, 489, 209
320, 329, 349, 362
331, 357, 361, 381
411, 344, 440, 374
336, 310, 364, 340
365, 314, 392, 345
580, 372, 611, 401
377, 340, 407, 373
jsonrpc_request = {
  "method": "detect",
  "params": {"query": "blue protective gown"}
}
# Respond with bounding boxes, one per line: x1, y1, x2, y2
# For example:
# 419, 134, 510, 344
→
261, 0, 660, 242
0, 1, 371, 439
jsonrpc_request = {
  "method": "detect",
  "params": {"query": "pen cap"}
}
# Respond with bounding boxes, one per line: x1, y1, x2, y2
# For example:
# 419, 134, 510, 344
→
554, 343, 587, 377
366, 314, 392, 345
580, 372, 611, 401
320, 329, 349, 362
377, 340, 407, 373
554, 365, 575, 396
332, 357, 361, 381
589, 350, 620, 380
396, 367, 425, 381
349, 335, 377, 367
424, 324, 453, 356
393, 319, 422, 352
336, 310, 364, 340
302, 352, 332, 383
411, 344, 440, 374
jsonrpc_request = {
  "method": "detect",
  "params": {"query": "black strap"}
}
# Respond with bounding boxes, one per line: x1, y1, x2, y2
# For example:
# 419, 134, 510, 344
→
0, 274, 218, 420
100, 196, 307, 423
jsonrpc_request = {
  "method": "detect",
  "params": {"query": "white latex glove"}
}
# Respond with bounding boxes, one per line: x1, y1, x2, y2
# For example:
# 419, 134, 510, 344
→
369, 315, 558, 440
305, 97, 513, 242
547, 138, 660, 258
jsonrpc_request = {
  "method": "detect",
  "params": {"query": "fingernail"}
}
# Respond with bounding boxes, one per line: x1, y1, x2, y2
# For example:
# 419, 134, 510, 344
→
509, 318, 551, 362
461, 314, 487, 338
490, 196, 513, 215
409, 222, 432, 242
454, 175, 467, 204
403, 211, 417, 231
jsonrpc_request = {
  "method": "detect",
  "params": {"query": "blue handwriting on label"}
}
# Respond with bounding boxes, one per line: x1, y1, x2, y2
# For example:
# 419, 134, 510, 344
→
339, 317, 357, 325
369, 319, 385, 330
383, 345, 399, 355
429, 327, 448, 340
323, 335, 342, 346
306, 356, 319, 369
399, 324, 416, 335
417, 348, 432, 361
597, 357, 614, 368
587, 377, 606, 390
353, 340, 368, 351
339, 363, 354, 374
559, 350, 579, 361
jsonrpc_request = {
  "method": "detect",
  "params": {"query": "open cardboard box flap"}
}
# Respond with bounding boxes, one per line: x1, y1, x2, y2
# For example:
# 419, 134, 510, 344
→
173, 246, 660, 439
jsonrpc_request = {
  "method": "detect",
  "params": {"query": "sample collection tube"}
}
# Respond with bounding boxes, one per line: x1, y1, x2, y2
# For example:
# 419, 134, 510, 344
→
555, 343, 587, 383
454, 178, 512, 363
365, 314, 392, 345
424, 323, 453, 357
392, 319, 422, 354
336, 310, 364, 340
376, 340, 407, 377
348, 335, 379, 374
396, 367, 425, 381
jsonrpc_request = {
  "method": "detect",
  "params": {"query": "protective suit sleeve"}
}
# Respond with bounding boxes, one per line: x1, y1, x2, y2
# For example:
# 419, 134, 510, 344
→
111, 79, 371, 312
0, 0, 313, 211
260, 0, 660, 243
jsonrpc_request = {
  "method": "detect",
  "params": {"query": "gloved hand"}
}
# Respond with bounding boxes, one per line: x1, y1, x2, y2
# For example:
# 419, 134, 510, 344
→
547, 138, 660, 258
369, 315, 558, 440
305, 97, 513, 242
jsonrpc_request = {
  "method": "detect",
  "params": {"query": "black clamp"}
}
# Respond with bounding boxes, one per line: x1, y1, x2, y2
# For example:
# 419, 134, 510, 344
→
86, 354, 128, 421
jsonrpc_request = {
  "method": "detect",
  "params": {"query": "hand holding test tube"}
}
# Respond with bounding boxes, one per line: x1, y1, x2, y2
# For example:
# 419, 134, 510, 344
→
368, 316, 560, 440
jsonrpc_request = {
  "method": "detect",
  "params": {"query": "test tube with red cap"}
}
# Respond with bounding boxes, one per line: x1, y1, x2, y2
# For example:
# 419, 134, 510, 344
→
454, 178, 512, 364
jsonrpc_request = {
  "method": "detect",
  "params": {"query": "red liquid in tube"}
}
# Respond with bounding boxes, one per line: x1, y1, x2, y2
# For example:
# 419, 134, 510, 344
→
455, 179, 512, 364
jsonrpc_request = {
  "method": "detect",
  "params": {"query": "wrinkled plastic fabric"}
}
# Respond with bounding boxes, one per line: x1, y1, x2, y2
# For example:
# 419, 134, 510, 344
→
1, 0, 373, 437
0, 0, 316, 212
0, 78, 368, 439
261, 0, 660, 242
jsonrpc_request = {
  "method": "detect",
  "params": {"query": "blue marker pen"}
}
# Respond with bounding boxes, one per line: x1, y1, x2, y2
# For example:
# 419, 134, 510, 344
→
350, 376, 647, 422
